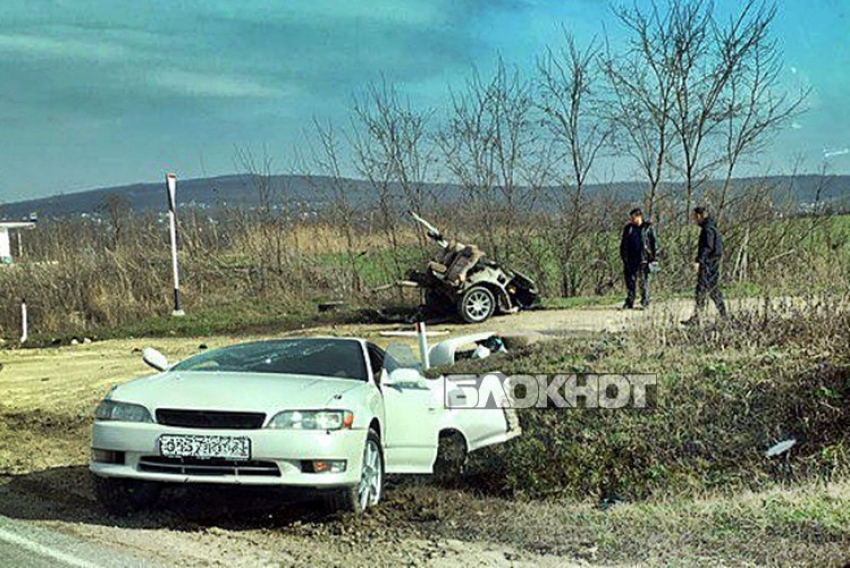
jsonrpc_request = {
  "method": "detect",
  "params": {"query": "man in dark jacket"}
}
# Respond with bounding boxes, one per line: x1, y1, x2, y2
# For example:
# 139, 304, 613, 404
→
619, 207, 658, 309
683, 206, 728, 324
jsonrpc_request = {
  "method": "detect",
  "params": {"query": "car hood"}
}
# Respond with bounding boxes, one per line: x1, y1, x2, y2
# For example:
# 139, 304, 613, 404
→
110, 371, 366, 414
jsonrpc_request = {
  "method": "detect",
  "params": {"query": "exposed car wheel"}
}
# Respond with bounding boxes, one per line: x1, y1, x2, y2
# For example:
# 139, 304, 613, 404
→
92, 475, 161, 515
433, 431, 467, 485
459, 286, 496, 323
324, 429, 383, 514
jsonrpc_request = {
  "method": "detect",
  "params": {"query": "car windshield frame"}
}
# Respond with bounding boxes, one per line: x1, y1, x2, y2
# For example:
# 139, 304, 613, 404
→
170, 338, 368, 381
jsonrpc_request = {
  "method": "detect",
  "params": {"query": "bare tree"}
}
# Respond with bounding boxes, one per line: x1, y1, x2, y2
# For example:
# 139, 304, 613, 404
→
352, 78, 436, 217
350, 78, 436, 282
299, 118, 363, 294
96, 193, 131, 251
538, 32, 611, 295
234, 145, 290, 285
716, 9, 808, 219
603, 2, 678, 220
437, 58, 541, 262
608, 0, 801, 223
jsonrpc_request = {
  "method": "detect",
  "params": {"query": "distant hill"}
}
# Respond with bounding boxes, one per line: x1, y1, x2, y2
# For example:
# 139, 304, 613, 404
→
0, 173, 847, 220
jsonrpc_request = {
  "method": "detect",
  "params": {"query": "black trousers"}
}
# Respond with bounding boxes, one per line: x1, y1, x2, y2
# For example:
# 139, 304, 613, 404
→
624, 263, 649, 307
696, 263, 727, 317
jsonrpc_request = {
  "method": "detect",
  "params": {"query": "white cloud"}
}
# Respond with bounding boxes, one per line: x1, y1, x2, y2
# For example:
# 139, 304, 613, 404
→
0, 33, 127, 61
207, 0, 447, 27
823, 147, 849, 159
151, 69, 288, 98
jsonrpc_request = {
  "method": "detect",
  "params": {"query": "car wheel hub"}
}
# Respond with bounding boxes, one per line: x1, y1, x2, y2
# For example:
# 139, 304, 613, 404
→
358, 439, 382, 510
465, 291, 492, 320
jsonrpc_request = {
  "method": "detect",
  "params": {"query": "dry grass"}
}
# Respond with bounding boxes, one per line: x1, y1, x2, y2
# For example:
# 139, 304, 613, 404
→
1, 208, 848, 338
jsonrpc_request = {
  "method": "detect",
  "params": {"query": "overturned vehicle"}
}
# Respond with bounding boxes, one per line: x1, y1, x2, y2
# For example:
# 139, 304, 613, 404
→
400, 212, 539, 323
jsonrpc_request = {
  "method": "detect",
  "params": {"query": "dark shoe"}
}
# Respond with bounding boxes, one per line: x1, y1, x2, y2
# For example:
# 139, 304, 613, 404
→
621, 303, 634, 311
633, 305, 645, 311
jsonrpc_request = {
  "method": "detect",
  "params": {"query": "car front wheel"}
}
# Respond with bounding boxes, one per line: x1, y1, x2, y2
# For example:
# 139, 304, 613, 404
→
92, 475, 161, 515
324, 428, 383, 514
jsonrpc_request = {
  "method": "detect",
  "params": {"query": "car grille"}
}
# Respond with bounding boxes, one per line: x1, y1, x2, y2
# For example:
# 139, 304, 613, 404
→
138, 456, 280, 477
155, 409, 266, 430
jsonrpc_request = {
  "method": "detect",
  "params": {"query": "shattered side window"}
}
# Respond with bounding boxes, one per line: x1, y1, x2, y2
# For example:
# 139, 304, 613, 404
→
384, 342, 421, 373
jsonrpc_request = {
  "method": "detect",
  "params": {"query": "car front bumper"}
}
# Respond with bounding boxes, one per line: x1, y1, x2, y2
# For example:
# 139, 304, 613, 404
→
90, 421, 367, 487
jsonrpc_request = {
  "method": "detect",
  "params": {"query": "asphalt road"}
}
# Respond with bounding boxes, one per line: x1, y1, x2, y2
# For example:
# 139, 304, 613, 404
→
0, 514, 152, 568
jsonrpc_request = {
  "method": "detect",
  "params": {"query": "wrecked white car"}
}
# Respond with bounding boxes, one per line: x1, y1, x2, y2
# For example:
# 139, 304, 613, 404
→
90, 337, 520, 514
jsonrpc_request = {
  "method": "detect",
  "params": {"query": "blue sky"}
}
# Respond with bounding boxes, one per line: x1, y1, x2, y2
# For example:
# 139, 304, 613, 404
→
0, 0, 847, 202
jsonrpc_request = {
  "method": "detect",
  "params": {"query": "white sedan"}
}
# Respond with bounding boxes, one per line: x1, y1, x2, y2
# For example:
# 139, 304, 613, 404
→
90, 337, 520, 514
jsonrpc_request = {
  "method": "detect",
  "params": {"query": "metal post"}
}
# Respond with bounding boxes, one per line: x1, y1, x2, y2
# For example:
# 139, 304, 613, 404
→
417, 321, 430, 370
166, 173, 185, 317
20, 298, 28, 344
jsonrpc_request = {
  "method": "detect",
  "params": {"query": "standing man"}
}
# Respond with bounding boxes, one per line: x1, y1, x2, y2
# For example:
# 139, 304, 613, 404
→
683, 206, 728, 324
619, 207, 658, 310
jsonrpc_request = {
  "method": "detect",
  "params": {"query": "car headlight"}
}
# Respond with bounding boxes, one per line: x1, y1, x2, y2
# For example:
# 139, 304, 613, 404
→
95, 400, 153, 423
267, 410, 354, 430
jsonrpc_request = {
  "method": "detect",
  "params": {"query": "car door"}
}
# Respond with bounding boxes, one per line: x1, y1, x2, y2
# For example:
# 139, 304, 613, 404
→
372, 343, 439, 474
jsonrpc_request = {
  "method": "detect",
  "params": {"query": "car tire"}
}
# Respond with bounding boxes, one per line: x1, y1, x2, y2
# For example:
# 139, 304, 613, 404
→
324, 428, 383, 515
433, 432, 467, 486
458, 286, 496, 323
92, 475, 161, 515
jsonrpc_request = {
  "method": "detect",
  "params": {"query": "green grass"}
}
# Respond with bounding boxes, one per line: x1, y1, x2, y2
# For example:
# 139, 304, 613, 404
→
390, 476, 850, 566
454, 299, 850, 501
23, 298, 345, 344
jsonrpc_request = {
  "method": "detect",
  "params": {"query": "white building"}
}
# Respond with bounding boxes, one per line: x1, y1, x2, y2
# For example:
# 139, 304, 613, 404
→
0, 221, 36, 264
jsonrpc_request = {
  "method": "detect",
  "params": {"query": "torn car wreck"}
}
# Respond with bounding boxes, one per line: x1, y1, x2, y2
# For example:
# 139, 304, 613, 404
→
399, 212, 539, 323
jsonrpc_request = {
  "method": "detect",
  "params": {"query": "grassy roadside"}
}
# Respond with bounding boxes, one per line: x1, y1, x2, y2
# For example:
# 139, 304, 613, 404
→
455, 294, 850, 501
13, 298, 369, 346
379, 480, 850, 566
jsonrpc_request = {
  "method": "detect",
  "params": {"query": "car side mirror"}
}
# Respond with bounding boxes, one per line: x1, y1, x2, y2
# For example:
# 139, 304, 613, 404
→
142, 347, 169, 372
383, 368, 424, 388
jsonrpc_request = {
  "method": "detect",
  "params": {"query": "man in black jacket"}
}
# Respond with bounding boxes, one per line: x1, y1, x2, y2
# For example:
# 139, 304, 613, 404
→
683, 206, 728, 324
619, 207, 658, 309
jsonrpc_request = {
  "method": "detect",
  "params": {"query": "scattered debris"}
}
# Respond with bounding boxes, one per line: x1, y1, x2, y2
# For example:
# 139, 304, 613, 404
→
766, 438, 796, 458
379, 330, 450, 338
428, 332, 506, 367
766, 438, 797, 483
598, 497, 625, 510
500, 332, 543, 350
318, 301, 347, 313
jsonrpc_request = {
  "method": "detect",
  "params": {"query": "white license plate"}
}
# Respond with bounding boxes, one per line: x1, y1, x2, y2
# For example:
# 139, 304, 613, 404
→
159, 434, 251, 460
